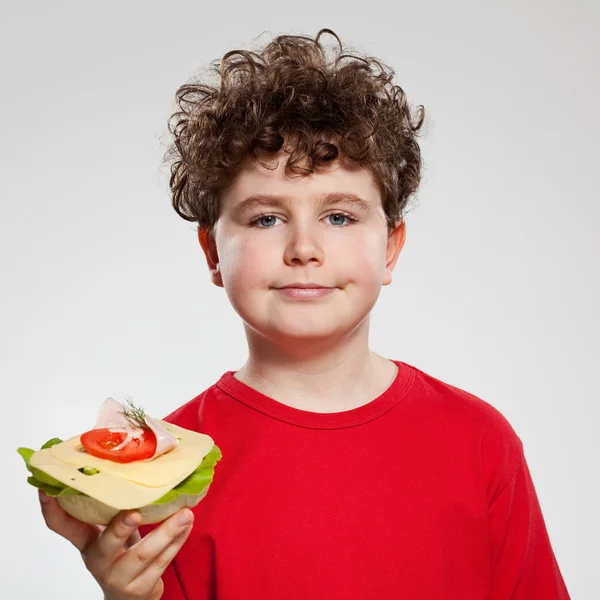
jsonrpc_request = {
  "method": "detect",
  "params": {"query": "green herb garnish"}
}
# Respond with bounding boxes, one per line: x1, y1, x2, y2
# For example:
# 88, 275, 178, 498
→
120, 396, 150, 430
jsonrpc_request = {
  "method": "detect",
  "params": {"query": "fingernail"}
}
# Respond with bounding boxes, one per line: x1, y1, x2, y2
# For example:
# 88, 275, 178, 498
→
39, 490, 50, 505
177, 510, 192, 526
124, 513, 137, 527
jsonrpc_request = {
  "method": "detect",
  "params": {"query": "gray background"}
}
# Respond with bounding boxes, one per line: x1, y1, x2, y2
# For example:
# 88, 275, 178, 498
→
2, 0, 597, 597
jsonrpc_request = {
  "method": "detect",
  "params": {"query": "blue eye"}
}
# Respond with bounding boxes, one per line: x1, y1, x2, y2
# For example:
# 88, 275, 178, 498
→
326, 213, 355, 226
328, 214, 345, 226
253, 215, 281, 228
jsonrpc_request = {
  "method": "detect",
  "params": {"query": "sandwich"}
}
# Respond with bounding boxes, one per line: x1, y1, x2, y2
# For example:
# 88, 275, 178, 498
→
17, 398, 221, 525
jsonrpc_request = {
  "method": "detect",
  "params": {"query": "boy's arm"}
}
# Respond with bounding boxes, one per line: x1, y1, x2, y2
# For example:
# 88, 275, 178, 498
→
483, 416, 571, 599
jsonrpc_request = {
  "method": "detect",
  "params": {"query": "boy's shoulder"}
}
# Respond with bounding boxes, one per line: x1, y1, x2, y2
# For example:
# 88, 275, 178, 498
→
161, 384, 215, 425
405, 361, 526, 484
406, 361, 521, 434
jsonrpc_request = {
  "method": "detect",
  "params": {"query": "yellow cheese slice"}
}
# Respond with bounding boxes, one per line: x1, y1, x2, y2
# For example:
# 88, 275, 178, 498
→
30, 447, 176, 509
48, 421, 214, 488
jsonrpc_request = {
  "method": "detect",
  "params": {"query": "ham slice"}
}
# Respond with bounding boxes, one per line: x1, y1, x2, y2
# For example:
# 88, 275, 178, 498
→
144, 414, 179, 460
93, 397, 132, 430
92, 398, 178, 460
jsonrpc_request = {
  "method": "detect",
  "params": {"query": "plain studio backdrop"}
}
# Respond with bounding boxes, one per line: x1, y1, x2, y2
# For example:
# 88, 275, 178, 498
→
1, 0, 597, 597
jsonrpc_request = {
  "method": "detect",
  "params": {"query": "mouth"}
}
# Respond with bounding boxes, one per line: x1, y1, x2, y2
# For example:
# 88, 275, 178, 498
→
275, 284, 336, 299
278, 283, 332, 290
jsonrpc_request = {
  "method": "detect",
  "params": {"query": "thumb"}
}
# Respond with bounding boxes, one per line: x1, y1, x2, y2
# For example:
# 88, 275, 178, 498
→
39, 490, 101, 552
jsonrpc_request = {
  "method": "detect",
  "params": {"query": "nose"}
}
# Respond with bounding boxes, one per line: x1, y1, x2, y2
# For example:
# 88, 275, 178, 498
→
283, 223, 324, 266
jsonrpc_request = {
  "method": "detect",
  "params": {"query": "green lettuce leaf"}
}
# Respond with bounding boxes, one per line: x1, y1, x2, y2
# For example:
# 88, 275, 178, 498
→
17, 443, 81, 493
152, 444, 222, 504
18, 439, 222, 505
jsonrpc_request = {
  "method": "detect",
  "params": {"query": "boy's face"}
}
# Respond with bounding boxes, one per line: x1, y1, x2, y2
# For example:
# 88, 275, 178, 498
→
198, 151, 405, 349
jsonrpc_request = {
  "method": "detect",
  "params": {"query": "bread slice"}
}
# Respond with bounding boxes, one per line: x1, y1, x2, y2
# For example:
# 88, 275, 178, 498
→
56, 486, 210, 525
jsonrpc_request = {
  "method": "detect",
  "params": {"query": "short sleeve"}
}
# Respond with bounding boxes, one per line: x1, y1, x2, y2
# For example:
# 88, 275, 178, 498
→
482, 412, 571, 599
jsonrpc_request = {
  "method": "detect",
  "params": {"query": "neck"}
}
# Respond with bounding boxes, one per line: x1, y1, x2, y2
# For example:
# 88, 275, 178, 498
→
235, 319, 397, 412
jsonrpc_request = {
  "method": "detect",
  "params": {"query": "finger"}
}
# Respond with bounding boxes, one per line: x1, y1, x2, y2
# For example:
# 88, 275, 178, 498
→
116, 508, 194, 582
39, 490, 101, 552
123, 522, 193, 596
86, 510, 142, 566
125, 528, 142, 549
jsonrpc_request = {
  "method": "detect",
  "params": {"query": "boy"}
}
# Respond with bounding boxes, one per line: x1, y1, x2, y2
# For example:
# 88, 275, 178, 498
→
39, 29, 571, 599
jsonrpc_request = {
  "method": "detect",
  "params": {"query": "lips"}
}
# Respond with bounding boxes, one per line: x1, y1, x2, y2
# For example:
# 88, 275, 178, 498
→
279, 283, 331, 289
275, 284, 336, 299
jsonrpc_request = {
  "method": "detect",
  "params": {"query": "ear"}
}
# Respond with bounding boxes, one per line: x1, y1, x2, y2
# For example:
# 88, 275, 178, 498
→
197, 227, 223, 288
383, 220, 406, 286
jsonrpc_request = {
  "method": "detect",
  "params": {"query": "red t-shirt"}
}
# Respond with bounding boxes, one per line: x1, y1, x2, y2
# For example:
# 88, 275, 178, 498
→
139, 360, 570, 599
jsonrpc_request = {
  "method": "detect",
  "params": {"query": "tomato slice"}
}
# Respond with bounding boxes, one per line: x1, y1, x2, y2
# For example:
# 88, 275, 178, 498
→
80, 428, 157, 463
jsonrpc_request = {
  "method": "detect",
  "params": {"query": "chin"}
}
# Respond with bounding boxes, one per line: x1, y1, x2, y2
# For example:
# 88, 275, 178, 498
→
263, 319, 360, 348
241, 306, 371, 347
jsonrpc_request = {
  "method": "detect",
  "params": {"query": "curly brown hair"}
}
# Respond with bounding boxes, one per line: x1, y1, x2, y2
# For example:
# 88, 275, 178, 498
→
166, 29, 425, 231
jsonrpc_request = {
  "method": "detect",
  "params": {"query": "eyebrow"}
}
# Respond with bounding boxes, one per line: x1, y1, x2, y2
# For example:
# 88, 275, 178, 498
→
232, 192, 372, 217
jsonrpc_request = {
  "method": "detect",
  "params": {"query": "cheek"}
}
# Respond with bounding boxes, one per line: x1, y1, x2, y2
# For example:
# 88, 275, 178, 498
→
336, 232, 387, 282
220, 236, 274, 291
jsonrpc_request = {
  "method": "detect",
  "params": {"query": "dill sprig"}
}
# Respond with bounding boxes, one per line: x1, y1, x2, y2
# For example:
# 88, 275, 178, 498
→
120, 396, 150, 430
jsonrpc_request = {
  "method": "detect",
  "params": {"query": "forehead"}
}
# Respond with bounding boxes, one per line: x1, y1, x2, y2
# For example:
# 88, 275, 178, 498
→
221, 152, 381, 207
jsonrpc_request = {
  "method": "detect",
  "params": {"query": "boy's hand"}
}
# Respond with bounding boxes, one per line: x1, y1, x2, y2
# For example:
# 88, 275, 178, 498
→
38, 489, 193, 600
